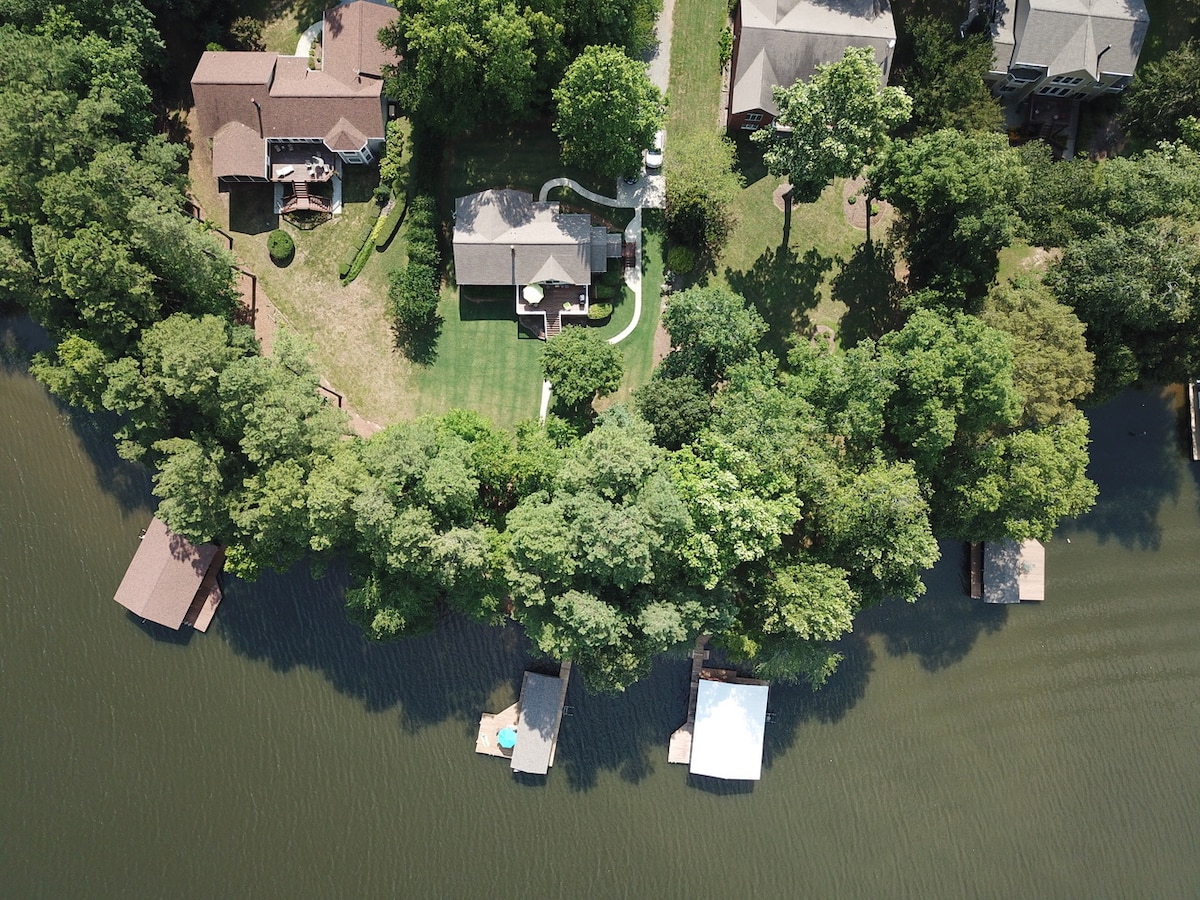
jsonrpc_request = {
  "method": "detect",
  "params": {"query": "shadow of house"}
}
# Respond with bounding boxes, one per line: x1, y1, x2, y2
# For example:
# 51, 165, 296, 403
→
728, 0, 899, 131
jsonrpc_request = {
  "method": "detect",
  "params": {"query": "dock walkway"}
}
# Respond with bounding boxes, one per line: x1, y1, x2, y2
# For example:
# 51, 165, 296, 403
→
668, 637, 710, 765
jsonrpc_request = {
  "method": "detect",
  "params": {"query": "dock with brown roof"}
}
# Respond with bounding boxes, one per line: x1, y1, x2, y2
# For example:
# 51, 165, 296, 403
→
113, 517, 225, 631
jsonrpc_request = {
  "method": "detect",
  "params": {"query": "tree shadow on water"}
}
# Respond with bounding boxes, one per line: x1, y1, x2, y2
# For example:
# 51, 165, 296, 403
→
725, 246, 833, 365
1060, 387, 1185, 551
217, 560, 532, 734
1, 313, 154, 514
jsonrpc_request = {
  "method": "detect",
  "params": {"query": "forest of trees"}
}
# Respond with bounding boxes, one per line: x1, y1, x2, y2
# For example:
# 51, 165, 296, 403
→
2, 2, 1197, 691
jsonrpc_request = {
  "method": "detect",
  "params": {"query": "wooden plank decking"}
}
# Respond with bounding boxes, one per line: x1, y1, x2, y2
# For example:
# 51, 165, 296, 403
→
1189, 381, 1200, 462
668, 637, 710, 765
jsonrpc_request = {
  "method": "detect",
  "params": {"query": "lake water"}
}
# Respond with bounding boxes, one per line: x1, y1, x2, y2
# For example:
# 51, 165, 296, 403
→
2, 313, 1199, 898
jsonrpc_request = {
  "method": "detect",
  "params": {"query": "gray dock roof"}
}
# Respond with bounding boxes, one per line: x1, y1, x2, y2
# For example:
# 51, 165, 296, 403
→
510, 672, 566, 775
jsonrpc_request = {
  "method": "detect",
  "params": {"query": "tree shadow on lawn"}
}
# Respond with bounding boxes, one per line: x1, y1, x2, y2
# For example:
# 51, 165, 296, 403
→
730, 132, 771, 188
394, 316, 443, 365
831, 241, 907, 347
725, 246, 834, 365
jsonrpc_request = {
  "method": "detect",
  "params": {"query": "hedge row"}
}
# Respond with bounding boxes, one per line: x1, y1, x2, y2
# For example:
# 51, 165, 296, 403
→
374, 195, 408, 251
338, 212, 383, 281
387, 193, 442, 334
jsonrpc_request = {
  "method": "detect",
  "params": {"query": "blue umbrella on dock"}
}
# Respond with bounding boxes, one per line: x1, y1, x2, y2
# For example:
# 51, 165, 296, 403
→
497, 727, 517, 749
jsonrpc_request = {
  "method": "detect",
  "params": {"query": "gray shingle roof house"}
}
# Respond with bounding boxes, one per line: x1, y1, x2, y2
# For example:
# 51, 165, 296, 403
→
190, 0, 399, 196
452, 189, 621, 338
983, 0, 1149, 102
728, 0, 897, 131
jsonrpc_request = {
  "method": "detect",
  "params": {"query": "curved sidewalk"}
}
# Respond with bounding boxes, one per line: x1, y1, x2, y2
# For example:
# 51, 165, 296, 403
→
537, 178, 645, 346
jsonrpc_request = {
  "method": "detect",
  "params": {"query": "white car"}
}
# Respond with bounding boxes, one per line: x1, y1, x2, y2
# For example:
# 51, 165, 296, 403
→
645, 130, 664, 170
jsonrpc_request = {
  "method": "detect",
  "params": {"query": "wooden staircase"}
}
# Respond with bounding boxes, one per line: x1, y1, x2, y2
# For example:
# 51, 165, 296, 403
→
544, 309, 562, 339
280, 182, 332, 214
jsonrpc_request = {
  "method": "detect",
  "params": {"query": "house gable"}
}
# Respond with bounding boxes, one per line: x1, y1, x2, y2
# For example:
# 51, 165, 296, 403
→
729, 0, 897, 126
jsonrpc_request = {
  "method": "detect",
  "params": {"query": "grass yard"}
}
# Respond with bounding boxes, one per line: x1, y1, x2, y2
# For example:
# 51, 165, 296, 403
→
666, 0, 728, 139
409, 291, 547, 428
186, 121, 418, 425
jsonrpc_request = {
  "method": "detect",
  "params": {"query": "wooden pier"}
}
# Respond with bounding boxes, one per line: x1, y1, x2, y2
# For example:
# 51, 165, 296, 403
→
1189, 381, 1200, 462
668, 637, 710, 765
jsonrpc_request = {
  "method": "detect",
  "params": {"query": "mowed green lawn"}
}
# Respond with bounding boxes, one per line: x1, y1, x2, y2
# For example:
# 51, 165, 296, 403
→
409, 124, 662, 427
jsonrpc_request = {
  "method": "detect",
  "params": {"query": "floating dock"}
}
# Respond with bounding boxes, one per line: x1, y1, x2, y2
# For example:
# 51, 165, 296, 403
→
981, 539, 1046, 603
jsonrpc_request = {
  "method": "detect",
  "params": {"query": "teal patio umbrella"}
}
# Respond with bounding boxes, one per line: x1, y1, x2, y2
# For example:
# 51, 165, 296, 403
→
497, 727, 517, 749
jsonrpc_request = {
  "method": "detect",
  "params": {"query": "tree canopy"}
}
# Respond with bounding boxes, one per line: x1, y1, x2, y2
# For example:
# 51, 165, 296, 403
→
872, 129, 1028, 305
899, 18, 1003, 136
753, 46, 912, 203
552, 45, 664, 180
541, 326, 624, 409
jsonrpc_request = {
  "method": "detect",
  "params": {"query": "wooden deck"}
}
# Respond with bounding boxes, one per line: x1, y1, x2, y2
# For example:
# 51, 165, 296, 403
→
1189, 381, 1200, 462
475, 702, 519, 759
967, 542, 983, 599
668, 637, 710, 765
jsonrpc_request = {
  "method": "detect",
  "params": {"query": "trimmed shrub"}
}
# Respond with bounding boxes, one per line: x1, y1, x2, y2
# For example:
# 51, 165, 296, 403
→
388, 262, 440, 332
375, 196, 407, 250
406, 236, 440, 270
588, 302, 613, 321
267, 229, 294, 264
718, 27, 733, 68
407, 194, 438, 230
666, 245, 697, 274
341, 211, 386, 282
372, 185, 391, 205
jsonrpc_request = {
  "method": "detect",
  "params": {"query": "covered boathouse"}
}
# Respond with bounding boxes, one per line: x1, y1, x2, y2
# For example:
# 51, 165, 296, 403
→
476, 661, 572, 775
968, 539, 1046, 603
113, 517, 225, 631
669, 638, 771, 781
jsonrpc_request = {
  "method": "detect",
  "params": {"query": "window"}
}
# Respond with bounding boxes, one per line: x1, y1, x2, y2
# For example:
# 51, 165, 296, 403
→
1051, 75, 1084, 85
1035, 85, 1074, 97
744, 113, 763, 122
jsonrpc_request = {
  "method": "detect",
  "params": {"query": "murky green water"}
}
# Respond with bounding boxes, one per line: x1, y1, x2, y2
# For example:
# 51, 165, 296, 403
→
2, 313, 1199, 898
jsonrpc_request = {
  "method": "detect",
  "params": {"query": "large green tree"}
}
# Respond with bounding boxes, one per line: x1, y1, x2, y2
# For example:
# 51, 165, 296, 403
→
659, 285, 767, 388
541, 326, 624, 409
1120, 39, 1200, 146
872, 129, 1028, 304
663, 132, 742, 259
980, 278, 1094, 424
552, 44, 664, 180
381, 0, 566, 134
900, 18, 1003, 135
753, 46, 911, 203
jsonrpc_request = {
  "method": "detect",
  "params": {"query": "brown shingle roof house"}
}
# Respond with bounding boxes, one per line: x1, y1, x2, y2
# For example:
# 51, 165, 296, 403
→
728, 0, 897, 131
114, 517, 225, 631
191, 0, 399, 197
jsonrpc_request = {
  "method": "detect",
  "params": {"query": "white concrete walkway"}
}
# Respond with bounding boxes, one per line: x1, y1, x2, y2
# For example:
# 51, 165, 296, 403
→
294, 19, 322, 58
536, 177, 651, 346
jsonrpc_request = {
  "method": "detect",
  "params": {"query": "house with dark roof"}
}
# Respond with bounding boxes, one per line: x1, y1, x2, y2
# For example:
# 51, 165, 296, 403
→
727, 0, 897, 131
113, 517, 225, 631
452, 189, 622, 339
980, 0, 1149, 103
190, 0, 399, 214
